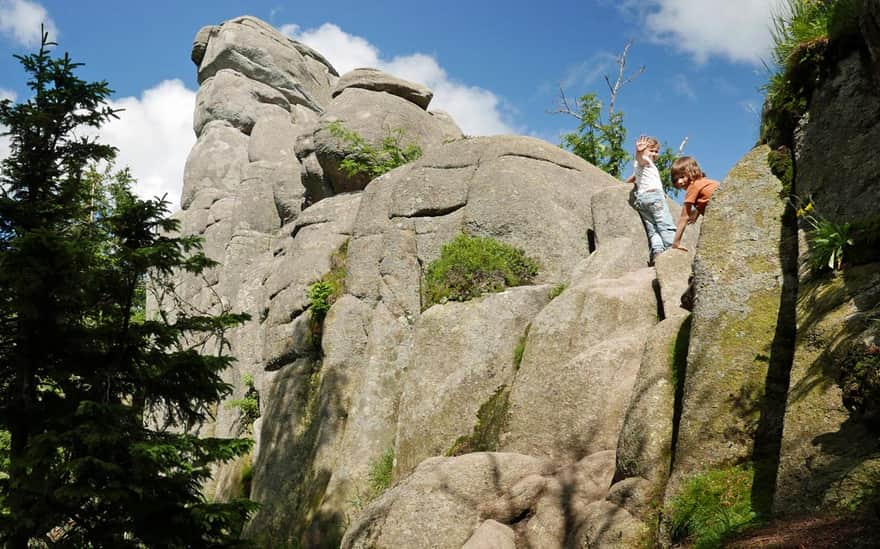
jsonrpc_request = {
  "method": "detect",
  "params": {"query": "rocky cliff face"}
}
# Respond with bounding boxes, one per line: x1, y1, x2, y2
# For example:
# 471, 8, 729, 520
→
155, 12, 880, 549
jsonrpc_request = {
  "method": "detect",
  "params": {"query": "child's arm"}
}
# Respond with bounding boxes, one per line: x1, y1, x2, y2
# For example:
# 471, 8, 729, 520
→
635, 135, 650, 166
625, 174, 635, 184
672, 204, 693, 250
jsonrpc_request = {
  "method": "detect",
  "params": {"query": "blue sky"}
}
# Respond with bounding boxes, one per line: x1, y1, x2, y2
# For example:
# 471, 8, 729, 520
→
0, 0, 785, 208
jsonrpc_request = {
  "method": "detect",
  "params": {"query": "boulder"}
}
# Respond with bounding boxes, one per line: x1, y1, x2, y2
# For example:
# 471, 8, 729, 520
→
312, 87, 463, 193
191, 25, 217, 65
197, 16, 337, 111
666, 145, 794, 499
333, 68, 434, 110
341, 453, 553, 549
461, 520, 516, 549
654, 247, 695, 319
518, 450, 616, 547
578, 500, 652, 549
395, 286, 553, 476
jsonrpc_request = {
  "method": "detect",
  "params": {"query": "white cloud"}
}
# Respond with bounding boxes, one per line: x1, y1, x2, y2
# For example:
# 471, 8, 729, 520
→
0, 83, 195, 210
626, 0, 787, 64
0, 0, 58, 47
100, 80, 196, 209
282, 22, 516, 135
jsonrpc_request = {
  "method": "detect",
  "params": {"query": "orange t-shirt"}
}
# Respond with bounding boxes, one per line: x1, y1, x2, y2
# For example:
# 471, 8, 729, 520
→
684, 178, 719, 214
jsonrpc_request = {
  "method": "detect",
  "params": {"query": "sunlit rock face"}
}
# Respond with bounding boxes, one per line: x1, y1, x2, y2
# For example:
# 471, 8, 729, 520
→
159, 14, 744, 549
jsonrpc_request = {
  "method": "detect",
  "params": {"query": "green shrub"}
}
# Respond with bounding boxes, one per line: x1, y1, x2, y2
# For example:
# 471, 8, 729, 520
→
801, 209, 853, 272
368, 448, 394, 496
226, 374, 260, 435
422, 234, 540, 309
306, 240, 349, 325
668, 465, 758, 549
327, 121, 422, 180
307, 280, 335, 318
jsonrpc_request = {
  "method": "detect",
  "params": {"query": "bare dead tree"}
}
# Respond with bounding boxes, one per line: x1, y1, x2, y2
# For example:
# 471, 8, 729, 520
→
551, 39, 646, 122
604, 39, 645, 115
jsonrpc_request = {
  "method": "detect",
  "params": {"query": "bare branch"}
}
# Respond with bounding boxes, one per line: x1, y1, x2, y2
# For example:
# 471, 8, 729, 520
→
677, 136, 689, 156
606, 39, 646, 115
549, 84, 583, 121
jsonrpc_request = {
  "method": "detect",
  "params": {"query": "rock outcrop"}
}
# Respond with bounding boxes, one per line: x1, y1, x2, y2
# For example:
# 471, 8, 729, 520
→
155, 12, 880, 549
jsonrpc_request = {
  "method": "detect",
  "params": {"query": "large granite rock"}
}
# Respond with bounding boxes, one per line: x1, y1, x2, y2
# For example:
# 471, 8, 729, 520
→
666, 145, 795, 499
341, 453, 554, 549
395, 286, 552, 476
503, 256, 658, 463
796, 51, 880, 224
342, 451, 617, 549
196, 16, 337, 111
311, 87, 463, 192
333, 67, 434, 110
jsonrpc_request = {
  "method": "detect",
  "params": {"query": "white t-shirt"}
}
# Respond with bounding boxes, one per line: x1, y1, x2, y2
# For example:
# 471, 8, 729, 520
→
632, 159, 662, 193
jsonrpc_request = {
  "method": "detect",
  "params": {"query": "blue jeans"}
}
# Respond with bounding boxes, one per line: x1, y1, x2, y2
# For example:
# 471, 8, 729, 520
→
633, 189, 676, 257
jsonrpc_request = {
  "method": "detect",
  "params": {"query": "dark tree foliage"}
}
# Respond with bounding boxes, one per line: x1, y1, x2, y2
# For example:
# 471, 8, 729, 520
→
0, 31, 255, 547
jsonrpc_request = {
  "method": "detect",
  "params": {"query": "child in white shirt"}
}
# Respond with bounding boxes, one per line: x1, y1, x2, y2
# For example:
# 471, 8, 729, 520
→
625, 135, 676, 265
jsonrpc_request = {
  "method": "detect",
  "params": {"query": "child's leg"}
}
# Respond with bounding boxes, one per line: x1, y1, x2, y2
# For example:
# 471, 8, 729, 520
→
638, 210, 666, 256
634, 191, 671, 257
655, 202, 677, 249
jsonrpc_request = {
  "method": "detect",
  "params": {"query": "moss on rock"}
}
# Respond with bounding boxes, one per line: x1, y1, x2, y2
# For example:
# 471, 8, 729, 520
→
446, 385, 511, 456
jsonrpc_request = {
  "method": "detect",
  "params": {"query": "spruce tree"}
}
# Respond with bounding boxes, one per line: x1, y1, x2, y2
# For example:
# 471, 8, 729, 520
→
0, 30, 255, 547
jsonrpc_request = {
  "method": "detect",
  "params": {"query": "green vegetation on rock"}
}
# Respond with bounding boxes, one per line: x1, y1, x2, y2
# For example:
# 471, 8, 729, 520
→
226, 373, 261, 435
762, 0, 866, 148
327, 120, 422, 180
368, 447, 395, 496
446, 385, 511, 456
668, 465, 758, 549
767, 147, 793, 197
306, 240, 348, 333
549, 282, 568, 299
422, 234, 539, 309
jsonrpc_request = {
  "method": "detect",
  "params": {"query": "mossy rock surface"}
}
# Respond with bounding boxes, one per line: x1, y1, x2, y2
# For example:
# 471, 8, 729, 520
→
774, 262, 880, 516
667, 146, 793, 499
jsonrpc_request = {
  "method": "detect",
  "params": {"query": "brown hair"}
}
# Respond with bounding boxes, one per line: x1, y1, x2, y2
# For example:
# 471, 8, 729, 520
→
671, 156, 705, 183
644, 136, 660, 149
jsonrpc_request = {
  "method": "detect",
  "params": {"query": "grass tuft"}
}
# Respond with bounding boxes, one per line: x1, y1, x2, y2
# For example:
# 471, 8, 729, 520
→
668, 465, 758, 549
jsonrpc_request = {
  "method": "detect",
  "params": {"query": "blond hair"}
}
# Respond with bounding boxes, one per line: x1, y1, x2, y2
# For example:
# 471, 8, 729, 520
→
671, 156, 705, 183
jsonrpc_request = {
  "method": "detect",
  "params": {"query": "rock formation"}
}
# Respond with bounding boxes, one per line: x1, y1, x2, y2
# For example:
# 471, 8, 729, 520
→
155, 12, 880, 549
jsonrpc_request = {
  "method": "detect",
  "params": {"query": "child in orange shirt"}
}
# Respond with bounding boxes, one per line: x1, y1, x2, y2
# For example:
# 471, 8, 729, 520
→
670, 156, 719, 252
